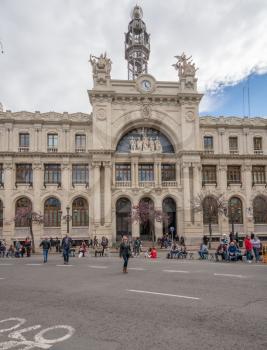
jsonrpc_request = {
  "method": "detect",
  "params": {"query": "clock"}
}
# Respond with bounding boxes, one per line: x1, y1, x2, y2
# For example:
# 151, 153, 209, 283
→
141, 79, 152, 92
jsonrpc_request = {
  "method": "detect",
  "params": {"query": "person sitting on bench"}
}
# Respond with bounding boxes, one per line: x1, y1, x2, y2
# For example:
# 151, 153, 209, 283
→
198, 243, 208, 259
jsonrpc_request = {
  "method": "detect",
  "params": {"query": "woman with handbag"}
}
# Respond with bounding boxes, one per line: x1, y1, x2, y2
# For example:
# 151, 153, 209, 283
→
119, 235, 131, 273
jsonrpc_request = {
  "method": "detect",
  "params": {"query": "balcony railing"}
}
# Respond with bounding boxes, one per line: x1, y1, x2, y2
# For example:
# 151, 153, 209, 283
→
139, 181, 155, 188
162, 181, 177, 187
229, 149, 238, 154
203, 149, 214, 154
115, 181, 131, 187
18, 146, 29, 152
75, 148, 86, 153
254, 150, 263, 154
202, 181, 217, 187
47, 147, 58, 153
227, 181, 242, 186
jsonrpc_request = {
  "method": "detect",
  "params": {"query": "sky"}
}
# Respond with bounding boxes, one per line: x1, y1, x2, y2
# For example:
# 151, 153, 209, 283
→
0, 0, 267, 116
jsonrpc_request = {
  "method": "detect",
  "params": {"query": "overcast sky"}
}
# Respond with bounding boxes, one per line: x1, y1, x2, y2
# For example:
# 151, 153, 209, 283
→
0, 0, 267, 115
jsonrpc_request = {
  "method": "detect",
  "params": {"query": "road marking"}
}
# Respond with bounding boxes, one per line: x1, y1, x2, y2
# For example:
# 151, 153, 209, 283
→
88, 265, 108, 269
163, 270, 189, 273
128, 267, 146, 271
214, 273, 246, 278
0, 278, 5, 280
26, 264, 42, 266
0, 263, 13, 266
126, 289, 200, 300
56, 265, 73, 267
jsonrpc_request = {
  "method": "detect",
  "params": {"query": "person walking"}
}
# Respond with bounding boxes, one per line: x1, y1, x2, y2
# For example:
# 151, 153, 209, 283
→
244, 234, 253, 263
119, 235, 131, 273
251, 233, 261, 263
40, 237, 51, 263
61, 234, 72, 265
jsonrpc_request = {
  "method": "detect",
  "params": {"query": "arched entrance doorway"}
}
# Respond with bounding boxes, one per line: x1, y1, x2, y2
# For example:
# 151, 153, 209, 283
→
116, 198, 131, 240
162, 197, 176, 236
139, 197, 155, 241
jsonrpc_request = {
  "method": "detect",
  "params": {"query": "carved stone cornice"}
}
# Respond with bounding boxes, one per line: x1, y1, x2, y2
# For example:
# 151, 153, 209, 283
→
200, 116, 267, 128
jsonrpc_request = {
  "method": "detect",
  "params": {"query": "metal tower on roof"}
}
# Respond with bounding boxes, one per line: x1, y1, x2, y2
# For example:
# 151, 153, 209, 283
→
125, 5, 150, 80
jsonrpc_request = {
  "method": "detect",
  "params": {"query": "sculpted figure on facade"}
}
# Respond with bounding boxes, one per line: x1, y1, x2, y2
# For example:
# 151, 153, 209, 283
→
129, 131, 162, 153
89, 52, 112, 85
173, 52, 198, 78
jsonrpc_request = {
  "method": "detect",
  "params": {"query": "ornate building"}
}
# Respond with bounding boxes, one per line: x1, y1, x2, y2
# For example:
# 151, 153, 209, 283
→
0, 5, 267, 246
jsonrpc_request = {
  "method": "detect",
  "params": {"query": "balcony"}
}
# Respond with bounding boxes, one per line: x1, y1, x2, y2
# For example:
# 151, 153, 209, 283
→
202, 181, 217, 187
18, 147, 29, 152
47, 147, 58, 153
75, 148, 86, 153
115, 181, 131, 188
254, 150, 263, 155
139, 181, 155, 188
162, 181, 177, 187
229, 149, 239, 154
203, 149, 214, 155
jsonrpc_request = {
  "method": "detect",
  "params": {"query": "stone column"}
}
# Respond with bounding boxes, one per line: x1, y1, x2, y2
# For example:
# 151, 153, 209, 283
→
218, 128, 225, 154
104, 162, 112, 225
176, 161, 181, 186
131, 158, 135, 187
132, 200, 139, 238
243, 164, 253, 234
92, 162, 101, 225
218, 165, 227, 192
183, 163, 191, 223
193, 163, 202, 223
2, 161, 14, 244
134, 161, 139, 187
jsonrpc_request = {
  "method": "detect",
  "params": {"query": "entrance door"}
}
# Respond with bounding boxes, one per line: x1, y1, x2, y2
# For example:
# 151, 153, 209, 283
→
162, 197, 177, 236
139, 197, 155, 241
116, 198, 131, 240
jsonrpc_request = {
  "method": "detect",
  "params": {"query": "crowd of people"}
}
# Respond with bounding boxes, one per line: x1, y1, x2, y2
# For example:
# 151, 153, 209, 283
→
198, 232, 262, 263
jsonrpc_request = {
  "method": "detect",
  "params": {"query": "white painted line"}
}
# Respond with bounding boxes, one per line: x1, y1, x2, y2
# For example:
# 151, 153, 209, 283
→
0, 263, 13, 266
128, 267, 146, 271
127, 289, 200, 300
88, 265, 108, 269
163, 270, 189, 273
56, 264, 73, 267
214, 273, 246, 279
26, 263, 42, 266
0, 278, 5, 280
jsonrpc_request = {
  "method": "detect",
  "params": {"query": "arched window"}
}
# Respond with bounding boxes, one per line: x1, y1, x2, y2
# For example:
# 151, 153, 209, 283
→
0, 200, 3, 227
228, 197, 243, 224
253, 196, 267, 224
15, 197, 32, 227
116, 198, 132, 239
203, 196, 218, 225
72, 198, 89, 226
162, 197, 176, 234
44, 197, 61, 227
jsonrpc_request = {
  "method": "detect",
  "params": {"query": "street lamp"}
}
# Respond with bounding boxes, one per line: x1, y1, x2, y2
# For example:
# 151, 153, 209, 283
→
60, 206, 78, 234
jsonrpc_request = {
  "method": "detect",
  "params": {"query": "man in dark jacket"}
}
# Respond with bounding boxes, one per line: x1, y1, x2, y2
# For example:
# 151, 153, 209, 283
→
61, 235, 72, 265
40, 237, 51, 263
119, 235, 131, 273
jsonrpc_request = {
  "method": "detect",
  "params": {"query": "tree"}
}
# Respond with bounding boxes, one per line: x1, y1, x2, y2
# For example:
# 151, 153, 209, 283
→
14, 207, 43, 253
192, 192, 227, 249
130, 200, 169, 245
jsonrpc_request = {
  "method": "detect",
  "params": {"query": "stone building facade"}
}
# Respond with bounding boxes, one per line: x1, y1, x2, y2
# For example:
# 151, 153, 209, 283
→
0, 6, 267, 246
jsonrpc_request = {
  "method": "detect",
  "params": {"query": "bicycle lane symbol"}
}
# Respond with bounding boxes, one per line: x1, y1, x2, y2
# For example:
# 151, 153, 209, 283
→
0, 318, 75, 349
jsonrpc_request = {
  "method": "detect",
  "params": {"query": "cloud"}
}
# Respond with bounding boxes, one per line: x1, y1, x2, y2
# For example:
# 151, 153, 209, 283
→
0, 0, 266, 113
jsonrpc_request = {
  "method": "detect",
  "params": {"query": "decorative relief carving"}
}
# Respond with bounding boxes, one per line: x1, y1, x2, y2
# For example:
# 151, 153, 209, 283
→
185, 110, 195, 122
95, 108, 106, 121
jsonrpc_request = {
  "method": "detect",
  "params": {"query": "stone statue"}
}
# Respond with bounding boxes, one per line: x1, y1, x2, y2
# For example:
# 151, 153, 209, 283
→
173, 52, 198, 78
155, 137, 162, 152
130, 137, 136, 151
142, 135, 149, 151
136, 137, 142, 151
89, 52, 112, 85
149, 137, 155, 152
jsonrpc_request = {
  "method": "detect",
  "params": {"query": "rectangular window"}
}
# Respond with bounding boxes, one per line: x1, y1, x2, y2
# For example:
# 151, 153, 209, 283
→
227, 166, 241, 184
0, 164, 3, 185
161, 164, 176, 181
16, 164, 33, 184
19, 133, 29, 148
204, 136, 213, 151
75, 134, 86, 151
202, 165, 217, 184
115, 164, 131, 181
253, 137, 262, 152
252, 166, 265, 184
229, 137, 238, 153
72, 164, 89, 184
139, 164, 154, 182
44, 164, 61, 184
47, 134, 58, 151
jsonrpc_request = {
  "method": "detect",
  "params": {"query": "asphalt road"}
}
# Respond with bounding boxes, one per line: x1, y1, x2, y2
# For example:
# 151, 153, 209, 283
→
0, 254, 266, 350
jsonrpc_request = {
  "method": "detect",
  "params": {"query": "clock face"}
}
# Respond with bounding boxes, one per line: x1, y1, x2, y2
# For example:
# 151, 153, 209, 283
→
141, 79, 152, 92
